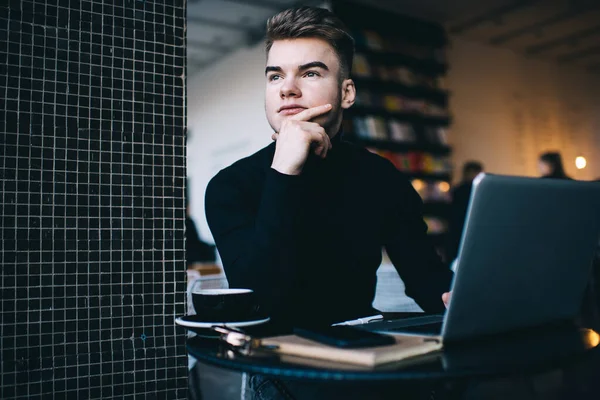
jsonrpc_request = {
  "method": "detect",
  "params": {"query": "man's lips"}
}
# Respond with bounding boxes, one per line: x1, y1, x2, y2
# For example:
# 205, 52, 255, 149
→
279, 107, 306, 116
278, 105, 307, 115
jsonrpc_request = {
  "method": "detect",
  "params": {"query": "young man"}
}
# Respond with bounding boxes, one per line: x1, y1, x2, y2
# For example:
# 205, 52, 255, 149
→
205, 7, 452, 330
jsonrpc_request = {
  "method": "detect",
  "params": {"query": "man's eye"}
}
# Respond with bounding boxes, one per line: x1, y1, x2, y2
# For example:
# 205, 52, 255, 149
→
304, 71, 319, 78
269, 75, 281, 81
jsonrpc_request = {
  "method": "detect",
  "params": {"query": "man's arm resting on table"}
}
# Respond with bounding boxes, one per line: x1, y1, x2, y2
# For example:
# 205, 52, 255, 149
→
383, 169, 454, 313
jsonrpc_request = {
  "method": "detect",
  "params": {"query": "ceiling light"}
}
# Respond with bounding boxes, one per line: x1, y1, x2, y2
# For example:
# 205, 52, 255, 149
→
575, 156, 587, 170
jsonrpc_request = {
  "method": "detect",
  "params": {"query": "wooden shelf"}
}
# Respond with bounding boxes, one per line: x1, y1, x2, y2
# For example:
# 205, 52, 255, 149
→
347, 106, 451, 127
352, 77, 449, 105
356, 48, 448, 76
348, 137, 451, 156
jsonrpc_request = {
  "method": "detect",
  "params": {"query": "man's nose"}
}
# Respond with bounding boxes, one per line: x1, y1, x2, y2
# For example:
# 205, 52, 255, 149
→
280, 78, 301, 98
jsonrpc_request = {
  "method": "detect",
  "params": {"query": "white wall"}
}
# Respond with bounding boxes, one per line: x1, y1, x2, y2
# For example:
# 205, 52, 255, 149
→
187, 36, 600, 243
447, 38, 600, 182
187, 41, 272, 242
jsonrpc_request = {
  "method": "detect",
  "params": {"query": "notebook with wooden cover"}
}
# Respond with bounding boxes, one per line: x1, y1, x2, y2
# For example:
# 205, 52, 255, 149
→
261, 334, 442, 367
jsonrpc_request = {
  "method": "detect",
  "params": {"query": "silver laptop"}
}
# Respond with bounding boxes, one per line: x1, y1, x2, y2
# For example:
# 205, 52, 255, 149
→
364, 173, 600, 342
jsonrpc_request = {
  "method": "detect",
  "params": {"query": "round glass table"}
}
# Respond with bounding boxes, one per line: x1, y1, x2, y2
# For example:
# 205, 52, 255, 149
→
186, 322, 600, 383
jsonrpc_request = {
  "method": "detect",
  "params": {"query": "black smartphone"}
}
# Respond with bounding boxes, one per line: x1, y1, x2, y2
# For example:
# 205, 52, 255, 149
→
293, 325, 396, 348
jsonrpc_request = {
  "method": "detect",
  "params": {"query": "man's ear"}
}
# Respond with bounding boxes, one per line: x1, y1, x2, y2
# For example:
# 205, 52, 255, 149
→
340, 78, 356, 109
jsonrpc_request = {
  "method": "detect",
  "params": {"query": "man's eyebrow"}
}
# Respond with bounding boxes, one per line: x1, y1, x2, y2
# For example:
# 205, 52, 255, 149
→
298, 61, 329, 71
265, 66, 282, 75
265, 62, 329, 75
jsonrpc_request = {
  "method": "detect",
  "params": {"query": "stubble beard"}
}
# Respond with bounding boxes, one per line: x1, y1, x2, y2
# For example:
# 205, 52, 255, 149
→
266, 87, 344, 137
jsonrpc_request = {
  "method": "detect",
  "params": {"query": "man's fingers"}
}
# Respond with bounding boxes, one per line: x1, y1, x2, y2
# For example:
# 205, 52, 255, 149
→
309, 129, 330, 159
442, 292, 451, 308
315, 143, 327, 158
276, 119, 331, 158
321, 130, 332, 158
290, 104, 332, 122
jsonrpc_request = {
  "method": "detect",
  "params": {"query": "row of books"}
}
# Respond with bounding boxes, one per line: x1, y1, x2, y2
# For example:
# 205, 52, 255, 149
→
353, 54, 446, 89
347, 116, 448, 145
352, 30, 447, 64
366, 148, 452, 175
354, 92, 449, 118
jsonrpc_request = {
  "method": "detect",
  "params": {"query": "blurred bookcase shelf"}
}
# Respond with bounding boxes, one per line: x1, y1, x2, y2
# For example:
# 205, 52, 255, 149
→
333, 0, 453, 248
350, 138, 451, 156
352, 77, 449, 105
348, 106, 452, 127
354, 49, 449, 76
404, 172, 452, 182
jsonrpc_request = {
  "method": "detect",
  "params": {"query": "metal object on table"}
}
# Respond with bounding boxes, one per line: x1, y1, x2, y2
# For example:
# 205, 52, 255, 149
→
213, 326, 279, 359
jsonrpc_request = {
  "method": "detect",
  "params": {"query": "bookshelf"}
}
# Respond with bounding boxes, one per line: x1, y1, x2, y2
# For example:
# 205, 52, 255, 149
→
352, 77, 449, 104
333, 1, 452, 251
353, 49, 448, 75
350, 138, 451, 156
349, 106, 452, 127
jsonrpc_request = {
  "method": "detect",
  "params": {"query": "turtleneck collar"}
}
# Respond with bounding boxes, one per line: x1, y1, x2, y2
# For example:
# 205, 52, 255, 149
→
266, 129, 348, 179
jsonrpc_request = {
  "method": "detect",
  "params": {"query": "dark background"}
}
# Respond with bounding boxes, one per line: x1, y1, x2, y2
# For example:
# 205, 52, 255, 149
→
1, 0, 188, 398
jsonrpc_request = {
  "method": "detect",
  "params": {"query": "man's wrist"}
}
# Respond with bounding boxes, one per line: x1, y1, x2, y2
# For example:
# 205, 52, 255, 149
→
271, 163, 302, 176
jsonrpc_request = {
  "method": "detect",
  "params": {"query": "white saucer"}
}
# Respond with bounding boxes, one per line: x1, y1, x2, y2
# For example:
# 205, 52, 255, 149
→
175, 316, 270, 329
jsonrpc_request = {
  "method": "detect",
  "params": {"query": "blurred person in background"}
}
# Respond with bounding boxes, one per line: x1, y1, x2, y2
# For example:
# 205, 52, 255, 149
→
538, 151, 572, 180
445, 161, 484, 264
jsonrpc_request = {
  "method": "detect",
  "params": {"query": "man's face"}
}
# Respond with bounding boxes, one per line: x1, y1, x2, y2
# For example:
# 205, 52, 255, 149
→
264, 38, 348, 136
538, 160, 552, 176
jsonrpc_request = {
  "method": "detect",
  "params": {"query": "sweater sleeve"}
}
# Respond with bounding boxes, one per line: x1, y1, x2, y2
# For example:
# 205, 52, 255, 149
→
382, 168, 454, 313
204, 167, 306, 315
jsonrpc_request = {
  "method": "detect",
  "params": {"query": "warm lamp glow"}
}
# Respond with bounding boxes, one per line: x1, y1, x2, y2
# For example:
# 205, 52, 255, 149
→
438, 182, 450, 193
575, 156, 587, 169
412, 179, 424, 191
583, 329, 600, 348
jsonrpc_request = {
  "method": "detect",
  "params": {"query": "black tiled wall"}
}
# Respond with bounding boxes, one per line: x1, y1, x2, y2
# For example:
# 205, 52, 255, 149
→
1, 1, 187, 398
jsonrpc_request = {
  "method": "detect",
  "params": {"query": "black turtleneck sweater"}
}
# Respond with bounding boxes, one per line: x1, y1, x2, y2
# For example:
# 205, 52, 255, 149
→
205, 134, 454, 326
